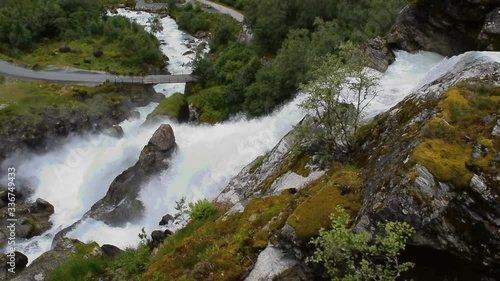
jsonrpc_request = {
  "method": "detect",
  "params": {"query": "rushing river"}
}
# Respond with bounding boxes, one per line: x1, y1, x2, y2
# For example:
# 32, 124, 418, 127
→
1, 9, 456, 264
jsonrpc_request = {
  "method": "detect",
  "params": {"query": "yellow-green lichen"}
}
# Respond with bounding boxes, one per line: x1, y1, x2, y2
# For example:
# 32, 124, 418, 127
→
287, 168, 362, 242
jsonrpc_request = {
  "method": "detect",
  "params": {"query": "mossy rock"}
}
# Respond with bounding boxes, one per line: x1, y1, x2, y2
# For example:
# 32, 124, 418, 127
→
147, 93, 189, 122
287, 169, 362, 242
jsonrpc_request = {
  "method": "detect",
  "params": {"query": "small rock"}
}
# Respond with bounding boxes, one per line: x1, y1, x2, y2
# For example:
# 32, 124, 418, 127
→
70, 48, 82, 54
101, 244, 123, 258
492, 120, 500, 136
248, 214, 257, 222
102, 125, 124, 139
128, 111, 141, 120
83, 57, 91, 64
32, 63, 40, 70
73, 62, 80, 66
59, 45, 70, 53
182, 50, 194, 56
151, 230, 166, 243
34, 273, 44, 281
93, 50, 103, 58
159, 214, 174, 226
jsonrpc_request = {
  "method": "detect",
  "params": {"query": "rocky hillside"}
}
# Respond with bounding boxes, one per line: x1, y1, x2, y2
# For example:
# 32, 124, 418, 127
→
387, 0, 500, 55
133, 53, 499, 280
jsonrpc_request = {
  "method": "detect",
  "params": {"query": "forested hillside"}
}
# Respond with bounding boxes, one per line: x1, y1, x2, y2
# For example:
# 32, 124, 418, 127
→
188, 0, 409, 122
0, 0, 163, 74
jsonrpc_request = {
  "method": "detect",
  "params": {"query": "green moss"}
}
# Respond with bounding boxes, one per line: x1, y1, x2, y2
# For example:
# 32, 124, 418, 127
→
287, 168, 362, 242
411, 139, 473, 189
248, 153, 268, 174
147, 93, 188, 121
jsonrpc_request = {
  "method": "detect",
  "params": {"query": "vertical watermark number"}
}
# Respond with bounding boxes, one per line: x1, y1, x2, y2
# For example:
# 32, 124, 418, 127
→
6, 167, 17, 274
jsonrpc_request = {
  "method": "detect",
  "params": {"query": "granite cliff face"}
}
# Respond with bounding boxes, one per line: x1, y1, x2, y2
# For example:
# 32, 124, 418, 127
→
387, 0, 500, 56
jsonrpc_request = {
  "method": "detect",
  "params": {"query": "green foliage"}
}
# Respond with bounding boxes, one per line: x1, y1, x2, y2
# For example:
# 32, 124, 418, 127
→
48, 256, 110, 281
48, 242, 110, 281
147, 93, 188, 121
174, 5, 222, 35
0, 74, 5, 84
297, 42, 380, 158
111, 243, 152, 280
148, 15, 164, 35
0, 0, 163, 73
187, 85, 230, 123
188, 199, 218, 221
308, 206, 415, 281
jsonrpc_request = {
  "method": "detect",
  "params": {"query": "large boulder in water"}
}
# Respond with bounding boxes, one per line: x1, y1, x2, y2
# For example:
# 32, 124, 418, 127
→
83, 124, 176, 226
387, 0, 500, 56
0, 198, 54, 250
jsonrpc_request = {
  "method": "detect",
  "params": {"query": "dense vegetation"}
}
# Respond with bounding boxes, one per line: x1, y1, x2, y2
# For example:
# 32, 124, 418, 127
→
0, 0, 163, 74
187, 0, 409, 122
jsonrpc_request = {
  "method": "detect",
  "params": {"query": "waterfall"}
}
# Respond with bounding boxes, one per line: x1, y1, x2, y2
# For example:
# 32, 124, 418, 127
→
1, 9, 461, 263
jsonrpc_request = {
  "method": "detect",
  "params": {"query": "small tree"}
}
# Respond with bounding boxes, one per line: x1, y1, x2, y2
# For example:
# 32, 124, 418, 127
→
147, 15, 163, 35
307, 207, 415, 281
297, 42, 380, 157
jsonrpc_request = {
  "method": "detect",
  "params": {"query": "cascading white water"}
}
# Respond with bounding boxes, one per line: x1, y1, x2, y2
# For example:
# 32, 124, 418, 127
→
1, 9, 458, 264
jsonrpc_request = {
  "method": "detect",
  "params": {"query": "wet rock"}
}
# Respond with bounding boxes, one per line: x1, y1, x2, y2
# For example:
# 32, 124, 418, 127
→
151, 93, 166, 103
159, 214, 174, 226
84, 124, 176, 226
5, 238, 90, 281
102, 125, 125, 139
128, 111, 141, 120
478, 8, 500, 51
0, 251, 28, 273
182, 50, 194, 56
0, 198, 54, 249
362, 37, 395, 72
101, 244, 123, 258
387, 0, 500, 56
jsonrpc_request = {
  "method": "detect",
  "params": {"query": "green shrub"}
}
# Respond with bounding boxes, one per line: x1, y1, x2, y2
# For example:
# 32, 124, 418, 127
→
48, 256, 110, 281
308, 206, 415, 280
111, 243, 151, 280
188, 199, 217, 221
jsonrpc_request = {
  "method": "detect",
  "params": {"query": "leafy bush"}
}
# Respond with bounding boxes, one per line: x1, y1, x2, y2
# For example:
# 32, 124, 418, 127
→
111, 243, 152, 280
308, 206, 415, 280
48, 256, 110, 281
188, 199, 218, 221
